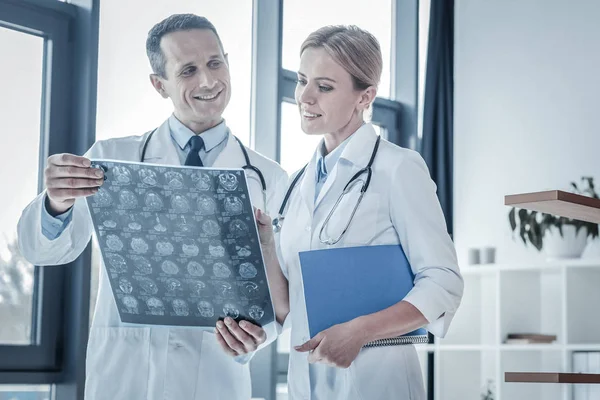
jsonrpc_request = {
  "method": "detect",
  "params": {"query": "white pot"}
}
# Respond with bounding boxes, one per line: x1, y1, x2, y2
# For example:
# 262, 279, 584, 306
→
543, 225, 588, 259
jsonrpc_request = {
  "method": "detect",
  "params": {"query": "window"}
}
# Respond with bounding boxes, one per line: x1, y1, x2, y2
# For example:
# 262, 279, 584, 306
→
0, 0, 81, 379
0, 27, 43, 345
282, 0, 393, 98
0, 385, 51, 399
279, 102, 322, 174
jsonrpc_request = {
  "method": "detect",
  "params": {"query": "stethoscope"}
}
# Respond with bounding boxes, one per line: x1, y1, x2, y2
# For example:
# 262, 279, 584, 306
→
272, 135, 381, 246
140, 128, 268, 209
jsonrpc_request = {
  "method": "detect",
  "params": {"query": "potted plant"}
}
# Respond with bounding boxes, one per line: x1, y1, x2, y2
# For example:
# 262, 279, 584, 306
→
508, 176, 599, 258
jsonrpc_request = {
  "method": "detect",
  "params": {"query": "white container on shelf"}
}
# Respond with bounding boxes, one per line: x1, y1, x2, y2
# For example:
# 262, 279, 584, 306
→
544, 225, 588, 259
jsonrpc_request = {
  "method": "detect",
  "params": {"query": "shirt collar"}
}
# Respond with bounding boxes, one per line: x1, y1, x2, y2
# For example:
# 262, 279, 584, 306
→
316, 134, 352, 181
168, 115, 229, 152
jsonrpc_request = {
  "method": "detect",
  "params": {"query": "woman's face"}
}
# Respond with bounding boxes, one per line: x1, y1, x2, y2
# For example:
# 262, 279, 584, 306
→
295, 46, 372, 136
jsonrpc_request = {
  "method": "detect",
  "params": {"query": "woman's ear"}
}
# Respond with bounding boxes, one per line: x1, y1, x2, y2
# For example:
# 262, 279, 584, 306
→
358, 86, 377, 111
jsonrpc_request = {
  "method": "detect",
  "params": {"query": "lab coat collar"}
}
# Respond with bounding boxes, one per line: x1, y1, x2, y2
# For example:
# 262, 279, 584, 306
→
140, 119, 181, 165
212, 132, 244, 169
338, 122, 380, 167
311, 123, 379, 209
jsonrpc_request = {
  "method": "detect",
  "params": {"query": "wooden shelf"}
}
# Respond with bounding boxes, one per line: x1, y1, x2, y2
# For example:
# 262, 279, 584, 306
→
505, 190, 600, 223
505, 372, 600, 384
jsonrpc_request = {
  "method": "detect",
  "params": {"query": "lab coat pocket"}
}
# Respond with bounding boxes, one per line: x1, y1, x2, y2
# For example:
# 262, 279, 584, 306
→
322, 192, 381, 246
85, 327, 151, 400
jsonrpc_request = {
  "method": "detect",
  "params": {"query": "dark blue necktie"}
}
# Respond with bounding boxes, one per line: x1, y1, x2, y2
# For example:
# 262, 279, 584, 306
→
185, 135, 204, 167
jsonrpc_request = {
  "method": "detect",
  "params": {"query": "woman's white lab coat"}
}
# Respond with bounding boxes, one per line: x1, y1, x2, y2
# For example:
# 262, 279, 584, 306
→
17, 119, 288, 400
276, 123, 463, 400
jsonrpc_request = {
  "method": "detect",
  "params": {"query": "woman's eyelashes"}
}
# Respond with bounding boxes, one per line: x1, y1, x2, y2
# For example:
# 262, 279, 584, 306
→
296, 78, 333, 92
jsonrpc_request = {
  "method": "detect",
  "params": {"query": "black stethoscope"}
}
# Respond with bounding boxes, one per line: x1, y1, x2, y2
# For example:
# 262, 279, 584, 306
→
272, 135, 381, 245
140, 128, 268, 209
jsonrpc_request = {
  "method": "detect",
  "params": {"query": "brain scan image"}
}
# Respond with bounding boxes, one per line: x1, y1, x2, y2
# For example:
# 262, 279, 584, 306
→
191, 172, 212, 191
161, 260, 179, 275
248, 305, 264, 321
132, 256, 152, 274
202, 220, 220, 236
222, 303, 239, 319
189, 280, 207, 296
122, 214, 142, 231
106, 253, 127, 273
118, 189, 138, 208
131, 237, 149, 254
170, 194, 190, 213
118, 277, 133, 294
165, 278, 182, 293
139, 168, 158, 186
122, 296, 139, 313
208, 242, 225, 258
197, 195, 217, 215
213, 262, 231, 278
187, 261, 205, 277
239, 262, 258, 279
197, 301, 214, 318
94, 188, 113, 207
176, 216, 195, 234
136, 277, 158, 295
218, 172, 239, 191
152, 215, 169, 233
156, 240, 174, 256
214, 281, 235, 298
144, 191, 163, 211
113, 166, 132, 184
229, 219, 249, 238
236, 245, 251, 257
105, 234, 124, 251
223, 196, 243, 215
242, 281, 261, 299
100, 212, 118, 229
146, 297, 165, 315
181, 239, 200, 257
172, 299, 189, 316
165, 171, 185, 189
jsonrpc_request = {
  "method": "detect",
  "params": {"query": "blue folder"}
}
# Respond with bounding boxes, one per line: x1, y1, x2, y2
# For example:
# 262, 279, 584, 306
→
299, 244, 428, 345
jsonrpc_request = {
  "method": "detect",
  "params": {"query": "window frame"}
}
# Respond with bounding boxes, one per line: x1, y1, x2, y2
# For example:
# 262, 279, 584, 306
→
0, 2, 99, 399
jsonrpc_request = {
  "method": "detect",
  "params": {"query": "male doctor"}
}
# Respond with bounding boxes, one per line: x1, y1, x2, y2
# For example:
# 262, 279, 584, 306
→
17, 14, 288, 400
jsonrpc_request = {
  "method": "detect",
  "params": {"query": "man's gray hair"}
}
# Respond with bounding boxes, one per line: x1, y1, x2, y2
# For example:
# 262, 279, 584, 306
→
146, 14, 224, 78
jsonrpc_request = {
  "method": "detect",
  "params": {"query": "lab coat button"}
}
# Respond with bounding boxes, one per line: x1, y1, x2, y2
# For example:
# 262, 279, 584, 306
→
305, 226, 311, 232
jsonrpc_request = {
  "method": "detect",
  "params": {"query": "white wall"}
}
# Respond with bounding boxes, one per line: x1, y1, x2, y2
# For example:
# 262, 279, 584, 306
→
454, 0, 600, 265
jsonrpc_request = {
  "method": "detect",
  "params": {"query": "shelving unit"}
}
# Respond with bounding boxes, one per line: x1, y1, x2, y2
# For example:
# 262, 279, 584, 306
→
427, 259, 600, 400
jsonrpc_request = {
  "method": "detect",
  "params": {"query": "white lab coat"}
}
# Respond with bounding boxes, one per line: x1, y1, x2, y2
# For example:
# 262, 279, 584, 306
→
276, 123, 464, 400
17, 119, 289, 400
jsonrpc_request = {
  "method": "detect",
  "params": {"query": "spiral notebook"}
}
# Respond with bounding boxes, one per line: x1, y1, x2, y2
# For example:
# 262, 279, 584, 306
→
299, 244, 428, 347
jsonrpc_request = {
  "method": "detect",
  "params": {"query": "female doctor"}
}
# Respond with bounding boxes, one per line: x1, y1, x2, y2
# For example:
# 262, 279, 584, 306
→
218, 25, 464, 399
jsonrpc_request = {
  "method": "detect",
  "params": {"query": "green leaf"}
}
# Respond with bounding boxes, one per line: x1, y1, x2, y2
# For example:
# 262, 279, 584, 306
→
520, 225, 528, 246
509, 208, 516, 231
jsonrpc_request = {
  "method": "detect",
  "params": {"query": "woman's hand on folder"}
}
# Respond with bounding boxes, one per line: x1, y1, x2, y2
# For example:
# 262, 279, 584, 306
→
294, 320, 367, 369
214, 317, 267, 356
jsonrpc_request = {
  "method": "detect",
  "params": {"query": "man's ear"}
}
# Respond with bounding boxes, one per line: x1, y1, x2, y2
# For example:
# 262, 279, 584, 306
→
358, 86, 377, 111
149, 74, 169, 99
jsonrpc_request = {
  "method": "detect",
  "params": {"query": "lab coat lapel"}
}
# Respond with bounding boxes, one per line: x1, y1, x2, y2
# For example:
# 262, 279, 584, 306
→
141, 119, 181, 165
298, 152, 318, 216
212, 133, 244, 169
313, 124, 379, 210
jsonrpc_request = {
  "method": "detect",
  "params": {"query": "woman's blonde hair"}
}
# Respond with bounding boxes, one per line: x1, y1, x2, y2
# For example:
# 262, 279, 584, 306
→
300, 25, 383, 91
